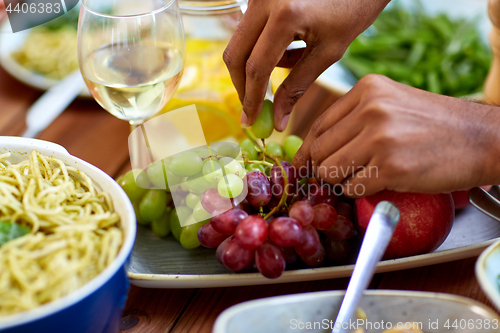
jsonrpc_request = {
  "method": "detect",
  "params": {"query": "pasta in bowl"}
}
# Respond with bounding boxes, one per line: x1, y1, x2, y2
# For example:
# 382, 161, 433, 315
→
0, 136, 135, 333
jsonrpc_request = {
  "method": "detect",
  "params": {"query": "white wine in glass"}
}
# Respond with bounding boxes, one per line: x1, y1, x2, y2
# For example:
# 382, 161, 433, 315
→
78, 0, 185, 125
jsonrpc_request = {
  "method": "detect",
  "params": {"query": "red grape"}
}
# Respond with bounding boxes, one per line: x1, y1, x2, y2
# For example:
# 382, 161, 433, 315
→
289, 201, 314, 226
294, 225, 321, 257
268, 217, 303, 247
282, 247, 298, 265
270, 161, 298, 198
312, 203, 338, 230
264, 196, 279, 212
211, 208, 248, 234
304, 184, 337, 206
324, 239, 351, 264
198, 222, 230, 248
234, 215, 268, 249
222, 239, 255, 272
235, 199, 255, 214
201, 188, 232, 214
322, 215, 355, 240
216, 236, 232, 265
335, 201, 353, 220
255, 242, 286, 279
246, 171, 272, 207
299, 243, 325, 267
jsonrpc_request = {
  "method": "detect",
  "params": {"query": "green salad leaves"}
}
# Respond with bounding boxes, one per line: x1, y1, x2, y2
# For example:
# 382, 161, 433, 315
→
341, 4, 492, 97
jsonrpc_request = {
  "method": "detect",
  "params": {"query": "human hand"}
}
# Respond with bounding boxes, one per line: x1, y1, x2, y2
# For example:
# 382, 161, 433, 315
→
223, 0, 390, 131
293, 74, 500, 197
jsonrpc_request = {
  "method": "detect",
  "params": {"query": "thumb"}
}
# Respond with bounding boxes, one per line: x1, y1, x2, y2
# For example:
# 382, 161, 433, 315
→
273, 44, 342, 132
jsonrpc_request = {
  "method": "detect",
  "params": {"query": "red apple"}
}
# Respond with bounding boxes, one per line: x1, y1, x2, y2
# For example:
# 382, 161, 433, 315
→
451, 186, 492, 209
355, 191, 454, 259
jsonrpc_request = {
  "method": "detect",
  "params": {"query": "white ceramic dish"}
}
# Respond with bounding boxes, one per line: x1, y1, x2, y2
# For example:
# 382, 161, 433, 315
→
129, 204, 500, 288
0, 22, 90, 97
213, 290, 500, 333
476, 240, 500, 313
0, 136, 136, 331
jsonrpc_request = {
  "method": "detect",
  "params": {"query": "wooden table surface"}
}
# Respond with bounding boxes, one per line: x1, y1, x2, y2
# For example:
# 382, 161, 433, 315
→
0, 62, 497, 332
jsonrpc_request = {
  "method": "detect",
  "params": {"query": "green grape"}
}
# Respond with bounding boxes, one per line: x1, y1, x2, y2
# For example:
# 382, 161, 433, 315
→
115, 175, 124, 184
136, 170, 151, 189
246, 163, 266, 173
251, 99, 274, 139
219, 157, 245, 178
170, 206, 192, 241
185, 172, 216, 194
139, 190, 170, 222
211, 142, 240, 158
192, 201, 211, 222
179, 216, 207, 249
133, 202, 149, 225
186, 192, 201, 210
202, 160, 223, 184
147, 161, 168, 189
118, 170, 148, 203
283, 135, 303, 160
194, 147, 212, 159
239, 138, 259, 160
218, 174, 244, 198
152, 208, 171, 238
180, 177, 190, 192
169, 152, 203, 177
165, 169, 182, 191
265, 141, 283, 158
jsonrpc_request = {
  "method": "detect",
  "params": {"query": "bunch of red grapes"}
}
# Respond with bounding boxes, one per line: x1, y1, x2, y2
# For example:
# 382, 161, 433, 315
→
197, 160, 359, 279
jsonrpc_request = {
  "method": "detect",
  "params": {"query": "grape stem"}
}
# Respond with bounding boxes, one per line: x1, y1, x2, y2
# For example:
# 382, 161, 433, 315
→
242, 154, 273, 167
264, 158, 288, 220
242, 128, 289, 219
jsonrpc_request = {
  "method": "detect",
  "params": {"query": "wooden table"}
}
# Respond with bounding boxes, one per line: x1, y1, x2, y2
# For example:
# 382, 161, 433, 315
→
0, 63, 496, 332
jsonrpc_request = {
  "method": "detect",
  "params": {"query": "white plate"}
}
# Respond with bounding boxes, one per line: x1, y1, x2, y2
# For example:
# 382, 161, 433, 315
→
0, 21, 90, 97
476, 240, 500, 312
316, 0, 491, 94
128, 205, 500, 288
214, 290, 500, 333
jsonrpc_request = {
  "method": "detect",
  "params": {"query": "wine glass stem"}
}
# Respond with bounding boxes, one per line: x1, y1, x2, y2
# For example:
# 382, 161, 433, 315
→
129, 120, 153, 171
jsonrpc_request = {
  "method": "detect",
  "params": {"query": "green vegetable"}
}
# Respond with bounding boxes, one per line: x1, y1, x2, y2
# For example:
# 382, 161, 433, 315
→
41, 6, 80, 31
0, 222, 30, 246
252, 99, 274, 139
340, 3, 491, 97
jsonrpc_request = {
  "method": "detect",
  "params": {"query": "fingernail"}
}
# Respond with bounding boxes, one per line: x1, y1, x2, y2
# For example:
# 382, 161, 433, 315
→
240, 112, 248, 126
280, 114, 290, 131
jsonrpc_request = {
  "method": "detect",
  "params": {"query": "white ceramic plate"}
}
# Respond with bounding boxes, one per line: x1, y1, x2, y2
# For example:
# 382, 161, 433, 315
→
476, 240, 500, 313
214, 290, 500, 333
0, 21, 90, 97
128, 205, 500, 288
316, 0, 491, 94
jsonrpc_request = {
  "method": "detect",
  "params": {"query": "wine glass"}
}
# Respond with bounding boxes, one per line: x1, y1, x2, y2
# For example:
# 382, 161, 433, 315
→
77, 0, 185, 127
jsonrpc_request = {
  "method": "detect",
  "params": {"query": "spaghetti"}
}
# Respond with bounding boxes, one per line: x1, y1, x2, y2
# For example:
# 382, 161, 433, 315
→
0, 151, 122, 316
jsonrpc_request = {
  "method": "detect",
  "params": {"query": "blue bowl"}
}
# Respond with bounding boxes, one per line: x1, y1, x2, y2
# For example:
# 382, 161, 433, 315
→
0, 137, 136, 333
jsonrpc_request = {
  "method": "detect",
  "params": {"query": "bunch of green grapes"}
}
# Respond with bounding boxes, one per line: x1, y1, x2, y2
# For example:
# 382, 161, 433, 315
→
117, 141, 248, 249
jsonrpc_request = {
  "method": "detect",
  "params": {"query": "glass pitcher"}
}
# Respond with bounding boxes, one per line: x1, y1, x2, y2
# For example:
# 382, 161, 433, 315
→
161, 0, 289, 143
